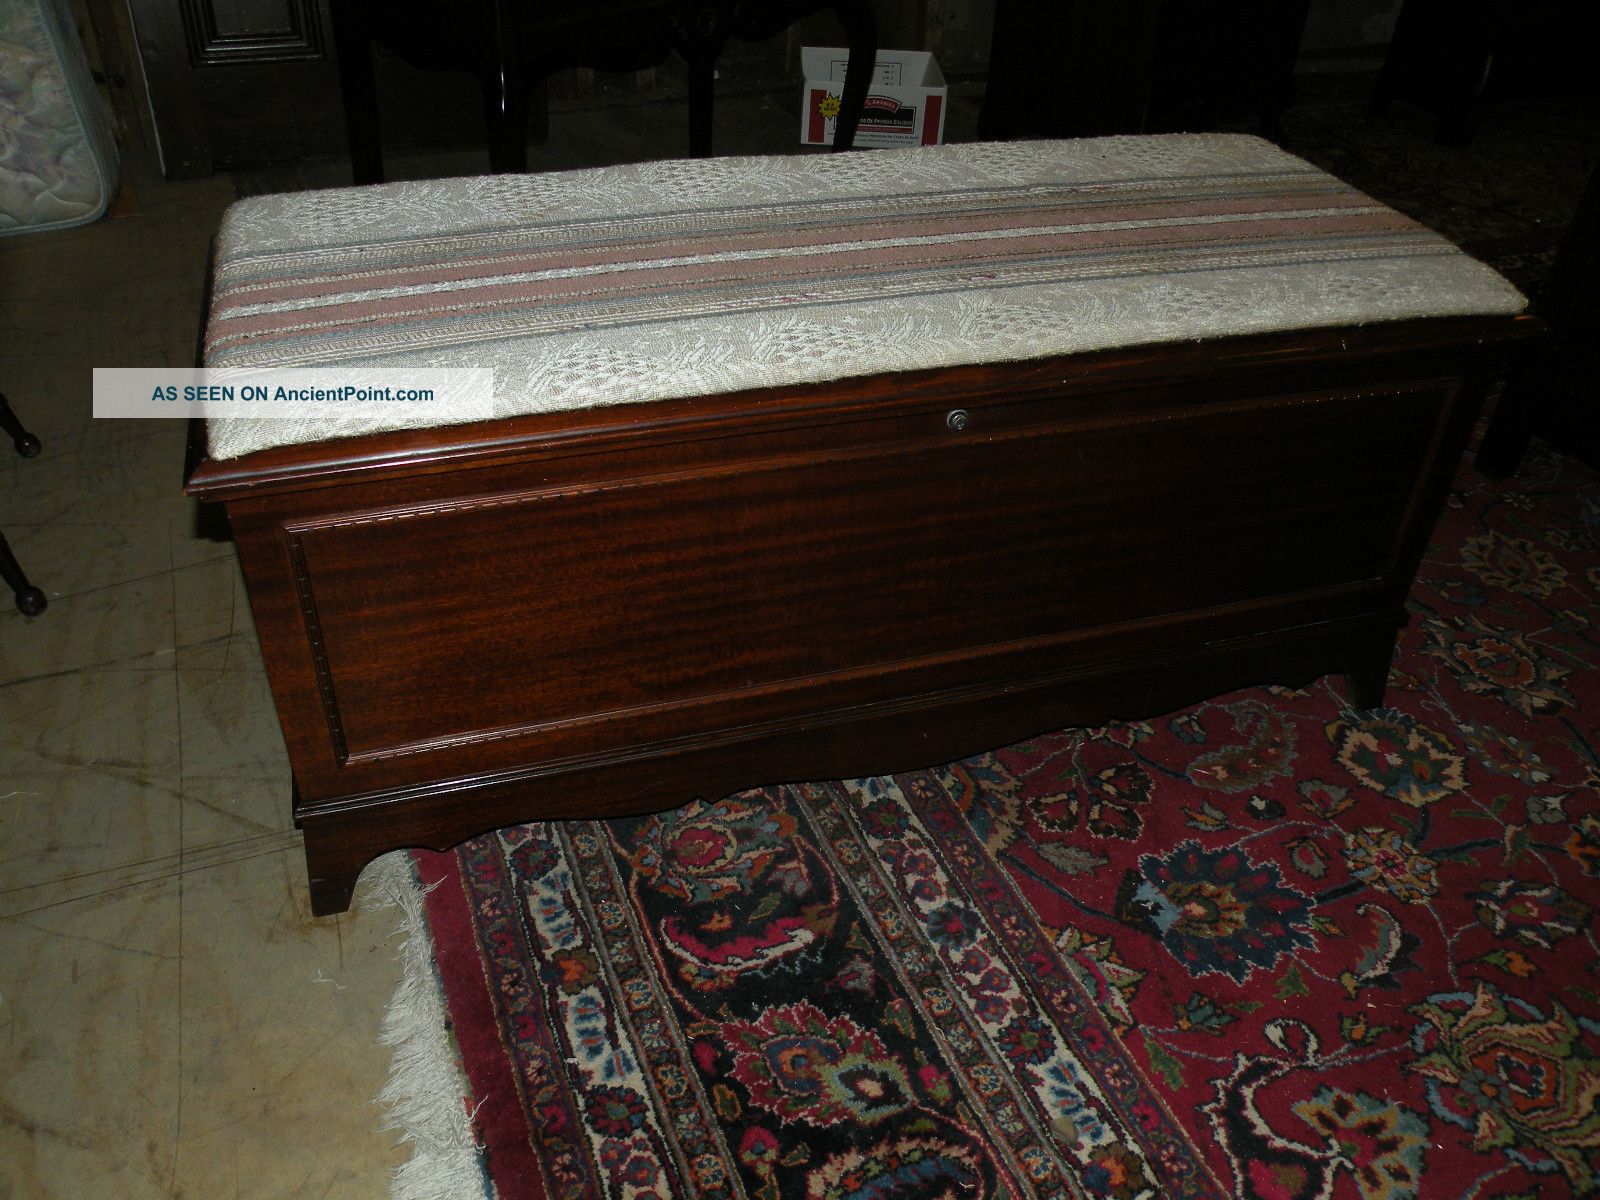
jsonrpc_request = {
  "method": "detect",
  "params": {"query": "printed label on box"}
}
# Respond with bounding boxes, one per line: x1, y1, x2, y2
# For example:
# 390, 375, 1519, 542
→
801, 47, 947, 149
826, 56, 904, 87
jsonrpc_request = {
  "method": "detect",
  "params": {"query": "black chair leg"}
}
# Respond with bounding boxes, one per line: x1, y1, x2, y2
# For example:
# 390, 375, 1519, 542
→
483, 63, 531, 173
830, 0, 877, 151
0, 531, 46, 616
330, 0, 386, 184
0, 389, 45, 616
687, 47, 717, 157
0, 388, 41, 459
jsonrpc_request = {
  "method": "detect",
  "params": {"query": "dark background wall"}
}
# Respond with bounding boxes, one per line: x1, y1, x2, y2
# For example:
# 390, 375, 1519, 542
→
82, 0, 1401, 178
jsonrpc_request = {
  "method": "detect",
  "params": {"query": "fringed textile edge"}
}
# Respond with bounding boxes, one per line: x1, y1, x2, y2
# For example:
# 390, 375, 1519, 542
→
362, 851, 492, 1200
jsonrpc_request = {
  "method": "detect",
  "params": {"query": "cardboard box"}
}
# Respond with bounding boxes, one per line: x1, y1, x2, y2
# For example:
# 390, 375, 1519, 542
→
800, 48, 947, 148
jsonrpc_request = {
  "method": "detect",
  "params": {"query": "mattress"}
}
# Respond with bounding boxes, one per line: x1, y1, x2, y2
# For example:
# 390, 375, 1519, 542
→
1, 0, 120, 236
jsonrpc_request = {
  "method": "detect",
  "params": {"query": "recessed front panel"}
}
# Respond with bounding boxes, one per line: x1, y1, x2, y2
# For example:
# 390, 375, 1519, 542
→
286, 381, 1449, 765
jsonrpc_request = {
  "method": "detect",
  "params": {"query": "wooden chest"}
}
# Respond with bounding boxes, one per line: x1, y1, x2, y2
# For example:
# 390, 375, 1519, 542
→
184, 137, 1534, 913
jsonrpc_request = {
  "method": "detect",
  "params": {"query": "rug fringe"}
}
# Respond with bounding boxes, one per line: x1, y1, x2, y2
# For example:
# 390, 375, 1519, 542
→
362, 852, 492, 1200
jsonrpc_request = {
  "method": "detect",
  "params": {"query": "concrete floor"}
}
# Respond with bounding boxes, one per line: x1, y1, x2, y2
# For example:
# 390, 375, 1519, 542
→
0, 83, 985, 1198
0, 158, 416, 1196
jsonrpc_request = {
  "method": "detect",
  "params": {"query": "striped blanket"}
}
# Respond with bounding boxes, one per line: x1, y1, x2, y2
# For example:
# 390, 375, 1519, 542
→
203, 135, 1525, 460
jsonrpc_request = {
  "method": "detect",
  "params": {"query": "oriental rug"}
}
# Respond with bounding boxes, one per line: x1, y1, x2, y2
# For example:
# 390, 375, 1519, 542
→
381, 433, 1600, 1200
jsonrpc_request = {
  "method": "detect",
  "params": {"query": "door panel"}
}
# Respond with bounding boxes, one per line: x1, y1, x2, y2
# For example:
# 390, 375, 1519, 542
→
127, 0, 346, 176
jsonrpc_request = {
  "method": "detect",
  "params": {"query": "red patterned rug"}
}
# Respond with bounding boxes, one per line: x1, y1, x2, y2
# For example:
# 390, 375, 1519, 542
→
405, 436, 1600, 1200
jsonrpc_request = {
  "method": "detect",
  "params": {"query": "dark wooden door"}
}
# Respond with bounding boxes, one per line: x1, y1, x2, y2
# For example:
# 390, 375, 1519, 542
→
126, 0, 348, 177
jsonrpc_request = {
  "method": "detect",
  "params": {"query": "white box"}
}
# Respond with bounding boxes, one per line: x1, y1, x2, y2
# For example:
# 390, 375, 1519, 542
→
800, 47, 948, 148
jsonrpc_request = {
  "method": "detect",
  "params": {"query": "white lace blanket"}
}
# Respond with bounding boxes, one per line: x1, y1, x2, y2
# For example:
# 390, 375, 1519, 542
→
203, 135, 1526, 460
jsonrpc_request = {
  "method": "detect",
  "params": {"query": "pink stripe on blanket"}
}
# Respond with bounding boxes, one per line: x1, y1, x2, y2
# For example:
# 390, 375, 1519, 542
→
213, 188, 1384, 309
206, 206, 1425, 354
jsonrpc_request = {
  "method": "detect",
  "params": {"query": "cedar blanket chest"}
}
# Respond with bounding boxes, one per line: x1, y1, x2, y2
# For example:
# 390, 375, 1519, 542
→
185, 135, 1535, 915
